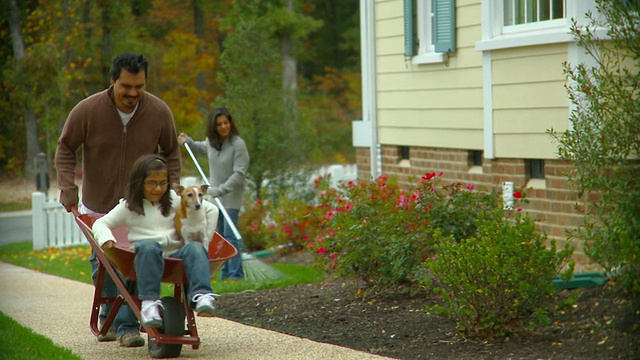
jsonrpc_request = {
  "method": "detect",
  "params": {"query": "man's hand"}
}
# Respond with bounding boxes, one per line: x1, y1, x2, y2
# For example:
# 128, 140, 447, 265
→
59, 189, 79, 213
101, 241, 116, 249
61, 202, 76, 213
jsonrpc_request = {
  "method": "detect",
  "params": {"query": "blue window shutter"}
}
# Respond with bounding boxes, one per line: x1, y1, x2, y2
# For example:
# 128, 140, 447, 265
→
404, 0, 414, 57
434, 0, 456, 53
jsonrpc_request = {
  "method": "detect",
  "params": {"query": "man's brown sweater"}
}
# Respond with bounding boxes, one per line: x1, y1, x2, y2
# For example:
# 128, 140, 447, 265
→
55, 87, 181, 214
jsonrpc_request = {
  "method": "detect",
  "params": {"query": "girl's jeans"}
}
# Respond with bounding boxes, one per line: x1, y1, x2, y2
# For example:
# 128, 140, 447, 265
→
134, 239, 214, 301
217, 209, 245, 280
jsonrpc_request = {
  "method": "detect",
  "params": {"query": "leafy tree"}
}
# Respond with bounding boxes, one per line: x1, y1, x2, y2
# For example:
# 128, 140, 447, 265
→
214, 1, 303, 200
0, 0, 360, 177
550, 0, 640, 292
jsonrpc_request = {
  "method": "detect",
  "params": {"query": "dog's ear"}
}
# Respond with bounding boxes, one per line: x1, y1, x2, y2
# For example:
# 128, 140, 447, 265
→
200, 184, 209, 193
174, 183, 185, 195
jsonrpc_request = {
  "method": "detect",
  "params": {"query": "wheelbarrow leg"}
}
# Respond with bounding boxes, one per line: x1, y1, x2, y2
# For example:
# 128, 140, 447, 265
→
91, 262, 121, 337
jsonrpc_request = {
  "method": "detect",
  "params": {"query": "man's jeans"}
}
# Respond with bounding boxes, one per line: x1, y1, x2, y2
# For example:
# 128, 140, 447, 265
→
217, 209, 245, 280
90, 250, 140, 336
134, 239, 213, 301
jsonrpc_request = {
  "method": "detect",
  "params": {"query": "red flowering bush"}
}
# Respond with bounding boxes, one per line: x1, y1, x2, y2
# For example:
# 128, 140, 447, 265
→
309, 175, 435, 293
308, 172, 507, 295
239, 198, 277, 251
239, 173, 335, 253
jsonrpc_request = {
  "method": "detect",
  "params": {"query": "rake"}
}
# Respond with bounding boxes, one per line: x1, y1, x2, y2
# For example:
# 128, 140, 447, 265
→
183, 142, 284, 282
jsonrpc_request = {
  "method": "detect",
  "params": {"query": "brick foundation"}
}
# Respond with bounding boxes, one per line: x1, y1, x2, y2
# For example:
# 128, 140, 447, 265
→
355, 146, 600, 271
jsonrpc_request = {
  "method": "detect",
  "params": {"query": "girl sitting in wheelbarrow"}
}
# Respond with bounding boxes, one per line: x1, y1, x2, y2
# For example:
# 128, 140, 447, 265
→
92, 154, 219, 328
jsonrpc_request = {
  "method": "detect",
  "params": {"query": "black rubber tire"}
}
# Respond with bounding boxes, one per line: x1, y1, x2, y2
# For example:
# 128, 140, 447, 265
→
148, 296, 185, 358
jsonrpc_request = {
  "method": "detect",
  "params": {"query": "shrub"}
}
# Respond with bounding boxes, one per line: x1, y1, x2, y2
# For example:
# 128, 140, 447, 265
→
549, 0, 640, 293
427, 207, 574, 338
239, 198, 277, 252
239, 171, 328, 253
310, 173, 501, 295
311, 175, 435, 294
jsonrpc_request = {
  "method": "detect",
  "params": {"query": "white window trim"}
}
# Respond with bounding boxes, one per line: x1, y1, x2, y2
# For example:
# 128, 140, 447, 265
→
413, 0, 445, 64
475, 0, 598, 52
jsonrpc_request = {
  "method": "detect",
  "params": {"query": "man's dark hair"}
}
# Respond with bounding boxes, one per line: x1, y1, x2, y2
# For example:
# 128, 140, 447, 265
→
110, 53, 149, 81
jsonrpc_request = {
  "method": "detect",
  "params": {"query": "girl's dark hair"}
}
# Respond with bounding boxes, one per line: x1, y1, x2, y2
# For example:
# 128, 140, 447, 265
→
206, 106, 239, 150
125, 154, 172, 216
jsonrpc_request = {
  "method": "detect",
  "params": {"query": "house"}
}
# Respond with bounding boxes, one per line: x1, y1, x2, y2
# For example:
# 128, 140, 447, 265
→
352, 0, 602, 270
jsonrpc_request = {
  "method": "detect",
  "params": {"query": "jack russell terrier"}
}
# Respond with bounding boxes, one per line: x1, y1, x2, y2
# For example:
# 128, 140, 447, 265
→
175, 184, 211, 247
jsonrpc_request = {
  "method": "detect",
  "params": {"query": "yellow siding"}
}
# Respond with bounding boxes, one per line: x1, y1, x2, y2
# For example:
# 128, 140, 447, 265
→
380, 128, 484, 150
493, 108, 569, 133
379, 88, 483, 109
491, 44, 570, 159
378, 67, 482, 91
494, 134, 562, 159
378, 109, 483, 129
376, 0, 484, 148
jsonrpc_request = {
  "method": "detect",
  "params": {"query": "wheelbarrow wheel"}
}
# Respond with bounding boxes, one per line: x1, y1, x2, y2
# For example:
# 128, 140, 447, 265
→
148, 296, 185, 358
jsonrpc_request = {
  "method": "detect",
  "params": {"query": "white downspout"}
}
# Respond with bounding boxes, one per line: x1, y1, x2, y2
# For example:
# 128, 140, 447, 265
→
360, 0, 379, 179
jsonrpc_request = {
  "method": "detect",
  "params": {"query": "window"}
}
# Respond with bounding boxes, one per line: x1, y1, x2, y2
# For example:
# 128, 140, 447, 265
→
398, 146, 411, 167
469, 150, 483, 166
404, 0, 456, 64
528, 159, 545, 179
399, 146, 410, 160
476, 0, 578, 52
503, 0, 565, 26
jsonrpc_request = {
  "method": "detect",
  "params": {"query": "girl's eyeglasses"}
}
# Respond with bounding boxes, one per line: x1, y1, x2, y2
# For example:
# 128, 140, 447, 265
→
144, 180, 169, 188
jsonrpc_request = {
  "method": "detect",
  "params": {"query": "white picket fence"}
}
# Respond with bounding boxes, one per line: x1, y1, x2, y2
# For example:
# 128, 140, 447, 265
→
31, 192, 84, 250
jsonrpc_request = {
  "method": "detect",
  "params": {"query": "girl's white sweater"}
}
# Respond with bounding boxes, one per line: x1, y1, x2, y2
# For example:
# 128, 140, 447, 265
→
92, 190, 219, 254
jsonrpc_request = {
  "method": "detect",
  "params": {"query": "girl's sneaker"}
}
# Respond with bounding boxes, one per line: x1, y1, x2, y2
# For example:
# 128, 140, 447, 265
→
192, 293, 218, 317
141, 299, 163, 328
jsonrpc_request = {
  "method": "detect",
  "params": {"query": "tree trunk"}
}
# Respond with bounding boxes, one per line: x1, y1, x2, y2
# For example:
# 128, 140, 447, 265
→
193, 0, 207, 112
280, 0, 298, 125
8, 0, 40, 176
100, 2, 112, 80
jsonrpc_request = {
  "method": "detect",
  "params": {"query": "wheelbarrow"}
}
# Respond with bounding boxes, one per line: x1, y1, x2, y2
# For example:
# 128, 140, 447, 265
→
73, 209, 237, 358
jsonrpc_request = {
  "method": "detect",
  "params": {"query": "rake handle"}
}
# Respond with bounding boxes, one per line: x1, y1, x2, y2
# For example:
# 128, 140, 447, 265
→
183, 142, 243, 241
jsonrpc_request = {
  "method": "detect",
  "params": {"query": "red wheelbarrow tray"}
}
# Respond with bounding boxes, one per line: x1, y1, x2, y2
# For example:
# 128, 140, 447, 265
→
73, 211, 237, 353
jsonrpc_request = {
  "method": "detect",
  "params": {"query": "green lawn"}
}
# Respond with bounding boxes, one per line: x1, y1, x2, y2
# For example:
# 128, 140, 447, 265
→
0, 241, 322, 293
0, 311, 83, 360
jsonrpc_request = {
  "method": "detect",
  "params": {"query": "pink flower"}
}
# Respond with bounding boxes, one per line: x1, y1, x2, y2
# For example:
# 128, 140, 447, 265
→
316, 247, 327, 254
516, 208, 523, 212
466, 184, 474, 191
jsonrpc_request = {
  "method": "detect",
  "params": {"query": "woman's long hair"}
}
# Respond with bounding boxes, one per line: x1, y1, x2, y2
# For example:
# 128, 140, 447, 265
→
125, 154, 173, 216
206, 106, 239, 150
